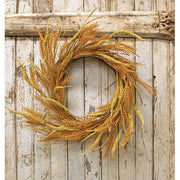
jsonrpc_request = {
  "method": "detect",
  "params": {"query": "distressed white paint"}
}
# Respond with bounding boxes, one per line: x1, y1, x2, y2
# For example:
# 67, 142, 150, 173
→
33, 38, 51, 180
135, 39, 153, 180
5, 0, 175, 179
16, 37, 34, 180
5, 38, 16, 180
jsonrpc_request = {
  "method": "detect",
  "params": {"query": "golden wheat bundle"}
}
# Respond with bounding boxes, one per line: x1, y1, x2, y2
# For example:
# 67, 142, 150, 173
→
9, 12, 152, 157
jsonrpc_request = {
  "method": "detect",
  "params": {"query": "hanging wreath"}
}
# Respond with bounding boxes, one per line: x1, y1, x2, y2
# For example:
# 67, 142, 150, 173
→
9, 12, 152, 157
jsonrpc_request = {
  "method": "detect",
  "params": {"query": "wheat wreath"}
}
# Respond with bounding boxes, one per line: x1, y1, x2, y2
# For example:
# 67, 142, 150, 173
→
8, 12, 152, 157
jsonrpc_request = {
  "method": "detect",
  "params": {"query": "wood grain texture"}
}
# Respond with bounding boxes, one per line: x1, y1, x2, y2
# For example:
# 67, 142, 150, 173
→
17, 0, 33, 13
34, 0, 53, 13
5, 0, 16, 14
118, 38, 136, 180
101, 39, 118, 180
135, 39, 153, 180
153, 40, 170, 180
16, 37, 34, 180
50, 39, 68, 180
5, 0, 175, 179
84, 57, 102, 180
33, 2, 53, 179
5, 38, 16, 180
168, 41, 175, 180
5, 11, 174, 40
33, 38, 51, 180
68, 58, 85, 180
118, 0, 134, 11
135, 1, 153, 180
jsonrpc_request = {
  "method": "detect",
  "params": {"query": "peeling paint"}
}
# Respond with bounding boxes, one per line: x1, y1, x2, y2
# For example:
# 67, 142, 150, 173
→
85, 158, 91, 175
89, 105, 95, 113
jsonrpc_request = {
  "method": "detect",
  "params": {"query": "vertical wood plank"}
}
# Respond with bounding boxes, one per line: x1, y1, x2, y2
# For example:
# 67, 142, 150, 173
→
101, 39, 118, 180
135, 1, 153, 180
52, 0, 67, 12
52, 1, 68, 178
117, 4, 135, 179
118, 38, 136, 180
66, 1, 84, 180
100, 0, 118, 178
153, 40, 169, 180
16, 37, 34, 180
110, 0, 118, 11
84, 0, 100, 11
135, 0, 152, 10
100, 0, 109, 11
5, 0, 16, 14
67, 58, 85, 180
154, 1, 174, 179
17, 0, 33, 13
168, 5, 174, 179
101, 60, 109, 180
5, 1, 17, 179
168, 41, 175, 180
33, 2, 53, 180
66, 0, 83, 12
84, 1, 102, 179
117, 0, 134, 11
135, 39, 153, 180
84, 57, 102, 180
34, 0, 53, 13
5, 38, 16, 180
51, 40, 68, 180
33, 38, 51, 180
156, 0, 167, 10
16, 3, 34, 180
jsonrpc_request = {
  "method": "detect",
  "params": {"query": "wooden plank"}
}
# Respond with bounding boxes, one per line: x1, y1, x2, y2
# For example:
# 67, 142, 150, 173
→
17, 0, 33, 13
16, 37, 34, 180
64, 2, 84, 180
168, 6, 174, 179
135, 1, 153, 180
101, 58, 109, 180
168, 41, 175, 180
67, 58, 85, 180
135, 0, 152, 10
33, 2, 52, 180
33, 38, 51, 180
34, 0, 53, 13
153, 40, 169, 180
52, 2, 68, 180
5, 0, 16, 14
50, 39, 68, 180
135, 39, 153, 180
107, 67, 118, 180
84, 57, 102, 180
117, 0, 134, 11
5, 11, 174, 40
15, 4, 34, 180
67, 0, 83, 12
52, 0, 67, 12
101, 39, 118, 180
84, 1, 102, 179
5, 37, 16, 180
84, 0, 100, 11
100, 0, 109, 11
33, 0, 52, 180
5, 1, 17, 179
118, 38, 136, 180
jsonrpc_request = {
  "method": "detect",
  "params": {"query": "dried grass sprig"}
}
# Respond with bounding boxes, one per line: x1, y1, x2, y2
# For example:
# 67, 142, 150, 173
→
8, 13, 152, 157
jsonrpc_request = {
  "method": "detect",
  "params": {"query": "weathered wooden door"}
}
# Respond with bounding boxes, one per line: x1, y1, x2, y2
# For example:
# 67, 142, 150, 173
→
5, 0, 174, 180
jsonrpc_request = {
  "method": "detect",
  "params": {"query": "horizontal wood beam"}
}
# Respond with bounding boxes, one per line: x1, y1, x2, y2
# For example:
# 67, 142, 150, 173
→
5, 11, 174, 40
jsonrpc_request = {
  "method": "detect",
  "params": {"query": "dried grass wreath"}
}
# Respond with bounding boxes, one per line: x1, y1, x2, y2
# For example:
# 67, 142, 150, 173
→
9, 12, 152, 157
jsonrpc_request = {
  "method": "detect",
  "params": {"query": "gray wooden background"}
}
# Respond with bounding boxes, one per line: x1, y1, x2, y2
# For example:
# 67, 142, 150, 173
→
5, 0, 175, 180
